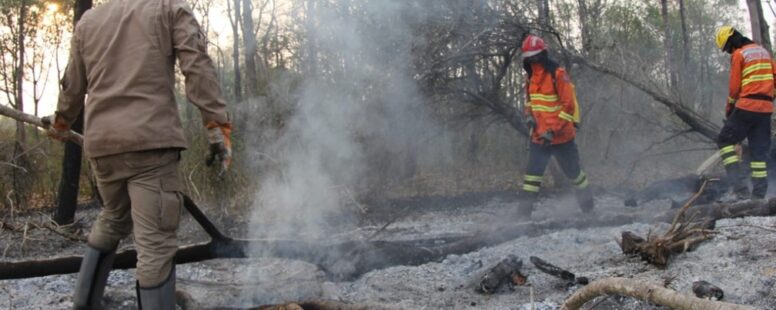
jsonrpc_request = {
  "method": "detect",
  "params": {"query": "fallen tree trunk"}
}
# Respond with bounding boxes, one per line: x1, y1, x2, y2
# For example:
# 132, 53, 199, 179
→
653, 197, 776, 223
3, 198, 775, 281
0, 208, 651, 280
561, 277, 754, 310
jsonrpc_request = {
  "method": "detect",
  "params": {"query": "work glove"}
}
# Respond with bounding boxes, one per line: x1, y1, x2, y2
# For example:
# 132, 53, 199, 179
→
725, 98, 736, 118
41, 114, 70, 142
205, 122, 233, 178
539, 131, 553, 146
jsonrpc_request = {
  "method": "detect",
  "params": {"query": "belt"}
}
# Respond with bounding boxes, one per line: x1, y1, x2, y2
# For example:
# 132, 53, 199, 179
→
743, 94, 774, 101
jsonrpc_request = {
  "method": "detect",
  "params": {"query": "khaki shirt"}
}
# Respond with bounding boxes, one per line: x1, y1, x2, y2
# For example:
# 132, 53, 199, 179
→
56, 0, 228, 158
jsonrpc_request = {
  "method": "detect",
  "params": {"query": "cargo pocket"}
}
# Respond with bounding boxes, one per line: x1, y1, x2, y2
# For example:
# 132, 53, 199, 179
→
159, 174, 183, 232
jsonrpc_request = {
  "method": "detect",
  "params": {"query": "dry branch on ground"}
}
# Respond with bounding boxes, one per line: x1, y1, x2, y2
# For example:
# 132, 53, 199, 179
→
618, 181, 717, 267
560, 277, 753, 310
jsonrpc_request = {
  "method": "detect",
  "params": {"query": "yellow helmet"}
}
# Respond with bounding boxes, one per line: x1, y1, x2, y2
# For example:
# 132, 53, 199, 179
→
715, 26, 735, 50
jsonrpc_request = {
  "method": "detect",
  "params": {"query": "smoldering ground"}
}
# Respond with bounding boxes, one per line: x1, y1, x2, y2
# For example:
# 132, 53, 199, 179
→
2, 1, 773, 309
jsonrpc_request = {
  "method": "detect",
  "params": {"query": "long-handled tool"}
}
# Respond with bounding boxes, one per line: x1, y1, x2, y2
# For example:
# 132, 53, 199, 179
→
0, 104, 83, 145
0, 104, 235, 231
0, 105, 248, 276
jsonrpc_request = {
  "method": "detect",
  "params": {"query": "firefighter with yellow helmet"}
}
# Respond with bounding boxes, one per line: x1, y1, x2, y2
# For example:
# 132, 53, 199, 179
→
714, 26, 776, 200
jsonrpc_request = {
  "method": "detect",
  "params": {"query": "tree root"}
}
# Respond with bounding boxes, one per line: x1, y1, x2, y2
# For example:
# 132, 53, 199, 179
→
619, 180, 717, 267
560, 277, 753, 310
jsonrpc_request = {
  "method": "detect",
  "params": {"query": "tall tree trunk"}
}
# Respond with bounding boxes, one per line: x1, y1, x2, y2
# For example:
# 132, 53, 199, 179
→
11, 0, 29, 208
678, 0, 690, 67
576, 0, 591, 54
305, 0, 317, 77
536, 0, 549, 25
677, 0, 690, 103
242, 0, 266, 97
746, 0, 773, 52
15, 0, 27, 145
54, 0, 92, 225
241, 0, 261, 97
660, 0, 677, 92
228, 0, 243, 103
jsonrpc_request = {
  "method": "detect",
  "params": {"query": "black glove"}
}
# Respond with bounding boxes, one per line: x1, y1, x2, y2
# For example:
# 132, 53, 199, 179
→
539, 131, 553, 146
725, 98, 737, 118
725, 105, 735, 118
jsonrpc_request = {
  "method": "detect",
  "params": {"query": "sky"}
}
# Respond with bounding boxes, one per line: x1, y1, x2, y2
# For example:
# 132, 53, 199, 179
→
8, 0, 776, 118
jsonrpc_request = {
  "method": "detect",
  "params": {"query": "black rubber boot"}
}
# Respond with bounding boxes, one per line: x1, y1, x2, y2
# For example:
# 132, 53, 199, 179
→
517, 192, 538, 219
72, 246, 116, 310
576, 187, 594, 213
725, 162, 750, 201
752, 177, 768, 200
137, 265, 176, 310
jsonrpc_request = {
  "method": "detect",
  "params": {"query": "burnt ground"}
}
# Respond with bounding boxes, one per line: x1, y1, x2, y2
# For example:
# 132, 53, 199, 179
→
2, 190, 776, 309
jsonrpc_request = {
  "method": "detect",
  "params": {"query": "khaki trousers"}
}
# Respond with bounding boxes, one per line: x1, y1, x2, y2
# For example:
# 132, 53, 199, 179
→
87, 149, 183, 287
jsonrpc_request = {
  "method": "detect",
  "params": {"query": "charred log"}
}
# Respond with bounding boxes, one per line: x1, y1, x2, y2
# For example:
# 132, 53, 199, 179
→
624, 176, 728, 208
0, 209, 648, 281
3, 198, 776, 281
476, 254, 525, 294
654, 198, 776, 223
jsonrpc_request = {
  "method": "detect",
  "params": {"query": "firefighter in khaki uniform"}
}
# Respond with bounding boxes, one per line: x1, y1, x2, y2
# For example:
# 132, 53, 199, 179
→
715, 26, 776, 200
44, 0, 232, 308
518, 35, 594, 217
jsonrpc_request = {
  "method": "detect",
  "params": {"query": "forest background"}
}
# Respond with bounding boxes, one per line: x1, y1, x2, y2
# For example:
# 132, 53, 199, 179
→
0, 0, 768, 218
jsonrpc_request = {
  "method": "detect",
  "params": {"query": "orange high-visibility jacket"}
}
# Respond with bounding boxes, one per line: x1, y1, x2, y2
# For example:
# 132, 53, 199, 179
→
728, 43, 776, 113
525, 63, 576, 145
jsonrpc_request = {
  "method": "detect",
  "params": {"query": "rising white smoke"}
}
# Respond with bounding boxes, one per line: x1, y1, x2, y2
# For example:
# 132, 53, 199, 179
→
248, 0, 441, 251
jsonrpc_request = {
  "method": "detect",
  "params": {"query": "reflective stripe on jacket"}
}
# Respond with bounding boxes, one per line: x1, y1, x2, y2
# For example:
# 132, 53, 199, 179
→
56, 0, 229, 158
729, 43, 776, 114
525, 63, 576, 145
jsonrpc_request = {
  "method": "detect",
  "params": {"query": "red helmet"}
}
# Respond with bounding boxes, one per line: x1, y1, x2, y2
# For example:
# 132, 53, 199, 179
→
521, 35, 546, 58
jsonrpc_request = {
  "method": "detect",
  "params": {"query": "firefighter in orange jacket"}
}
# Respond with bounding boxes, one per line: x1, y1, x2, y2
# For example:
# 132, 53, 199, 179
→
715, 26, 776, 200
518, 35, 594, 217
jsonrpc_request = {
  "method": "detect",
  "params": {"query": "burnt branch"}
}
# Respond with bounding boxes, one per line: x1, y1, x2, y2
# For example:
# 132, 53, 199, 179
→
529, 256, 584, 284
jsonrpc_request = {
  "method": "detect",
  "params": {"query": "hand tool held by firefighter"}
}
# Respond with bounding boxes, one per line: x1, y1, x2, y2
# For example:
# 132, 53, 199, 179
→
525, 114, 536, 130
539, 131, 553, 146
205, 122, 233, 178
0, 105, 82, 145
